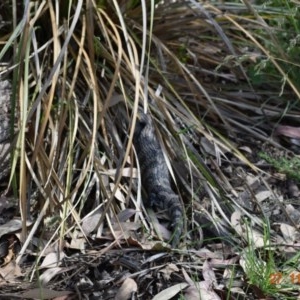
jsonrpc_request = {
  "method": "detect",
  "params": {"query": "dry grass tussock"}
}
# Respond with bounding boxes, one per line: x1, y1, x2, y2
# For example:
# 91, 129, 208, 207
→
0, 0, 300, 298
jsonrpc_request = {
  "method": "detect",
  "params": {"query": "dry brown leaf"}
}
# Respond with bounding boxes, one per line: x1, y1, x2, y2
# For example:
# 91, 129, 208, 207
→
247, 229, 265, 248
116, 209, 138, 223
53, 296, 72, 300
275, 125, 300, 139
182, 266, 195, 285
0, 219, 32, 236
102, 229, 128, 241
238, 146, 252, 154
200, 137, 217, 156
193, 248, 222, 260
40, 251, 65, 269
143, 252, 168, 263
159, 263, 179, 280
231, 210, 243, 235
280, 223, 297, 244
200, 136, 229, 157
202, 260, 217, 286
287, 182, 300, 198
0, 261, 22, 281
152, 283, 189, 300
112, 221, 141, 232
231, 211, 265, 247
39, 267, 63, 285
106, 222, 141, 242
126, 236, 170, 250
184, 281, 221, 300
255, 190, 271, 202
285, 204, 300, 223
82, 207, 103, 235
20, 288, 72, 299
110, 183, 126, 203
114, 278, 138, 300
209, 255, 240, 267
147, 208, 171, 241
103, 168, 137, 178
182, 268, 221, 300
69, 230, 86, 250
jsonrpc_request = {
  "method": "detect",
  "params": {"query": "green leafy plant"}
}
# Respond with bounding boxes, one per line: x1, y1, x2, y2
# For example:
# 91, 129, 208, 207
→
259, 152, 300, 181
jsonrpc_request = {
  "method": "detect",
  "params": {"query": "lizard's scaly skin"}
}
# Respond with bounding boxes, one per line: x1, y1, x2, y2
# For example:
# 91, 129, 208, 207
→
134, 113, 183, 247
0, 79, 12, 180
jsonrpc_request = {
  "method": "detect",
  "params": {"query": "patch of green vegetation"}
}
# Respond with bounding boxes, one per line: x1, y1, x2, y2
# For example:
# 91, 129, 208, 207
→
177, 43, 189, 64
239, 220, 300, 299
238, 0, 300, 102
243, 248, 279, 296
240, 220, 277, 296
259, 152, 300, 181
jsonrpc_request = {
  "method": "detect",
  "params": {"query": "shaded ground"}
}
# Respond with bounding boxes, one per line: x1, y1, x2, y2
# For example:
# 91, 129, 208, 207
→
1, 134, 300, 300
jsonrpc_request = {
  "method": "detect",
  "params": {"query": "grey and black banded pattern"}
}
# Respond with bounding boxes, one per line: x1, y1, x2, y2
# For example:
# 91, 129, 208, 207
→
134, 113, 183, 247
0, 79, 12, 180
